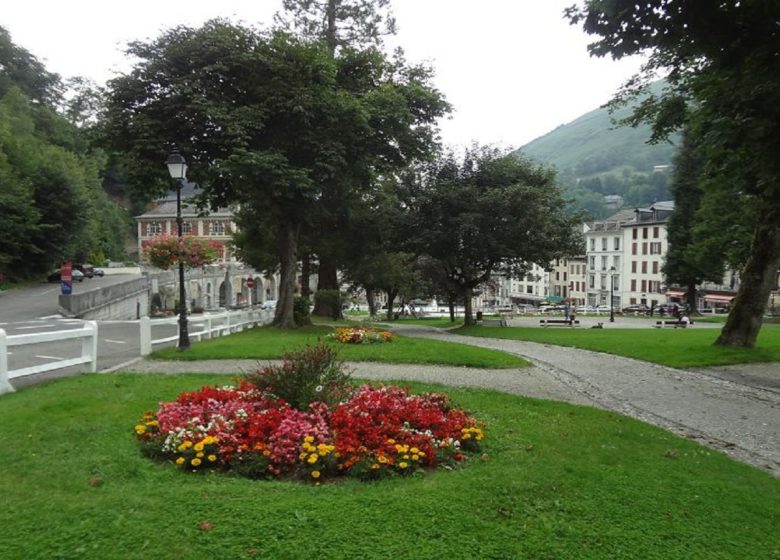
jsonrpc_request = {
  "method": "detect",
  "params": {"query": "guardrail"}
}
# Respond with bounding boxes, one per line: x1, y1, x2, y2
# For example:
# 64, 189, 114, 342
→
140, 308, 274, 355
0, 322, 98, 395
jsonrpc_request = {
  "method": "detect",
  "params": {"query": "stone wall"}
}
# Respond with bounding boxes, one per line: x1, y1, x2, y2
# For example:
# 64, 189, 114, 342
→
59, 278, 150, 320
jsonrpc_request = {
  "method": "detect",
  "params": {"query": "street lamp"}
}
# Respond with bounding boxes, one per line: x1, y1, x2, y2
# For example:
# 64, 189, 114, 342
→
609, 266, 616, 323
166, 149, 190, 351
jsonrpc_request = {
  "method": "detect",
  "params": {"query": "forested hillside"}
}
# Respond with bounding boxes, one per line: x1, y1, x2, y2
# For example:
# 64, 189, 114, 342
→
0, 26, 130, 283
517, 83, 679, 218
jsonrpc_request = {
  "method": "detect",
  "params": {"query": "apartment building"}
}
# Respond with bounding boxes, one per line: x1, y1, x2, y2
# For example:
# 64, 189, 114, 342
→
583, 209, 633, 308
623, 202, 674, 308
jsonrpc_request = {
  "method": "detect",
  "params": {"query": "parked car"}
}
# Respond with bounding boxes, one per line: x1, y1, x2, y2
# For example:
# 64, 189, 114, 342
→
260, 300, 277, 310
575, 305, 596, 314
74, 264, 95, 278
47, 269, 84, 283
94, 268, 105, 277
622, 304, 650, 314
658, 303, 681, 315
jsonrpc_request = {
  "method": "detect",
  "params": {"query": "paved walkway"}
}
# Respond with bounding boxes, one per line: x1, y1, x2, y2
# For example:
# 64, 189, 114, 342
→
119, 324, 779, 476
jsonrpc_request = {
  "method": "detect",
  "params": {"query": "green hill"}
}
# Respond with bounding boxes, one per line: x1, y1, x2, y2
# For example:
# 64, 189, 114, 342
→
516, 85, 679, 217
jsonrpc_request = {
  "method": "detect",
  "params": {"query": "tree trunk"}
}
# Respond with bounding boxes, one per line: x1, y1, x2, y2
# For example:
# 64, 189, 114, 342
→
366, 287, 377, 316
715, 214, 780, 348
448, 297, 455, 322
686, 280, 698, 315
463, 286, 475, 326
313, 256, 342, 318
300, 253, 311, 298
273, 221, 300, 329
325, 0, 338, 53
385, 289, 397, 321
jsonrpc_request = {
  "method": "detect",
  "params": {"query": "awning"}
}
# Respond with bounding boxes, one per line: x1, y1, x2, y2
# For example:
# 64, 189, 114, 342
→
665, 289, 686, 298
703, 294, 735, 303
546, 295, 564, 303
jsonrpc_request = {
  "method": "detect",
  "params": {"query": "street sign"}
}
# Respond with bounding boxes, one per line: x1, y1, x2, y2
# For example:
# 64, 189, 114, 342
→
61, 261, 73, 295
246, 278, 255, 289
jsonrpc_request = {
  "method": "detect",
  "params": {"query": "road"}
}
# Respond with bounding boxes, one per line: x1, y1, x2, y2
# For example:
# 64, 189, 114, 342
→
0, 275, 177, 389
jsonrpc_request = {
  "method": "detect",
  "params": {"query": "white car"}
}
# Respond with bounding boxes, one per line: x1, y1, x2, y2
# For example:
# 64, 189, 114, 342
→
260, 300, 277, 310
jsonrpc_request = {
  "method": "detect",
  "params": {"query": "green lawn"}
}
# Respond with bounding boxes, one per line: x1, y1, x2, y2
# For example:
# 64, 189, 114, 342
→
152, 325, 527, 369
1, 374, 777, 559
375, 316, 464, 329
455, 325, 780, 368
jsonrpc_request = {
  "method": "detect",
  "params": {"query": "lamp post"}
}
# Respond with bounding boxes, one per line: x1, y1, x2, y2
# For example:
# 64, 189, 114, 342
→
166, 149, 190, 351
609, 266, 616, 323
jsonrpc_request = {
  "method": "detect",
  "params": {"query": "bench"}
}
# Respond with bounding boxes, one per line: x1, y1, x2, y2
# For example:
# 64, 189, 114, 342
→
654, 320, 694, 328
540, 319, 580, 327
480, 319, 508, 327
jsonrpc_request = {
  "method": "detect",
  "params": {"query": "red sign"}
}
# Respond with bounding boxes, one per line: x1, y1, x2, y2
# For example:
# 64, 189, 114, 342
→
246, 278, 255, 289
61, 261, 73, 295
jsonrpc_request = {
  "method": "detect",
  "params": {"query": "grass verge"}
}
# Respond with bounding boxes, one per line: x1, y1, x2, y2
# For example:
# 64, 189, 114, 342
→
151, 325, 527, 369
454, 325, 780, 368
1, 374, 777, 559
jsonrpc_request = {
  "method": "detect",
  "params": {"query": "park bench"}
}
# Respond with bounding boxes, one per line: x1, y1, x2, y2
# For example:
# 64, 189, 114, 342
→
539, 319, 580, 327
654, 320, 694, 328
480, 318, 508, 327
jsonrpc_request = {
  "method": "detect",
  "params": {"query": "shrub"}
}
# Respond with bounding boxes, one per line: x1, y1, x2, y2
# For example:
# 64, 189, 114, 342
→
244, 343, 352, 410
314, 289, 341, 319
293, 296, 312, 326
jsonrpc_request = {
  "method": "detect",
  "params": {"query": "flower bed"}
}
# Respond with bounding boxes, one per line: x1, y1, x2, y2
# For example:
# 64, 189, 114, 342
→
142, 233, 221, 269
330, 326, 394, 344
134, 382, 484, 482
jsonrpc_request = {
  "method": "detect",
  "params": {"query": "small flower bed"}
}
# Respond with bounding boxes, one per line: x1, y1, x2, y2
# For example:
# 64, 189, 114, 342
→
330, 326, 394, 344
134, 347, 484, 482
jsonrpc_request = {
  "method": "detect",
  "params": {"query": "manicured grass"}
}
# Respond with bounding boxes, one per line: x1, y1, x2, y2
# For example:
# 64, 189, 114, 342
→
455, 325, 780, 368
151, 325, 527, 369
376, 317, 465, 329
1, 374, 777, 559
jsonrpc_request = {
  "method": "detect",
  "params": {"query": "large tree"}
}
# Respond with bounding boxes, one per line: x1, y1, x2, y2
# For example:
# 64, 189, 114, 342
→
104, 21, 447, 327
567, 1, 780, 348
407, 147, 583, 326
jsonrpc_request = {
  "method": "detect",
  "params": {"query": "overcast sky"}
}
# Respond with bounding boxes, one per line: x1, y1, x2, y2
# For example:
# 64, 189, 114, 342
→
2, 0, 644, 148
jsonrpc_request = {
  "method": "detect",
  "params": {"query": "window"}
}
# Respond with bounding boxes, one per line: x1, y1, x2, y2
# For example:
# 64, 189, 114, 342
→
589, 238, 595, 251
148, 221, 162, 235
642, 242, 648, 255
600, 275, 606, 289
589, 275, 595, 289
589, 256, 595, 270
526, 285, 533, 294
601, 256, 608, 271
641, 280, 647, 292
631, 261, 637, 273
652, 262, 659, 274
650, 242, 662, 255
563, 271, 567, 281
643, 227, 648, 239
601, 237, 607, 251
614, 237, 620, 250
632, 243, 637, 255
612, 256, 620, 270
653, 227, 659, 238
641, 261, 647, 274
182, 222, 192, 234
211, 222, 225, 235
631, 279, 637, 291
613, 275, 620, 290
632, 229, 637, 240
555, 271, 560, 281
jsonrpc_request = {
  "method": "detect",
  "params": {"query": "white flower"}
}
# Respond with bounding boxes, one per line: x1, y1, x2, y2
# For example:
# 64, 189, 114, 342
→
315, 385, 323, 393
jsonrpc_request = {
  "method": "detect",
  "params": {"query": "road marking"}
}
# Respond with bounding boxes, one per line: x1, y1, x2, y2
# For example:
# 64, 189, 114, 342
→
17, 324, 55, 330
40, 289, 57, 295
36, 355, 64, 360
104, 339, 126, 344
39, 314, 63, 319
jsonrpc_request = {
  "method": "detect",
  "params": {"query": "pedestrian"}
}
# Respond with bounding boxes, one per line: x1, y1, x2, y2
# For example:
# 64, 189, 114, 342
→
569, 310, 576, 325
563, 304, 570, 320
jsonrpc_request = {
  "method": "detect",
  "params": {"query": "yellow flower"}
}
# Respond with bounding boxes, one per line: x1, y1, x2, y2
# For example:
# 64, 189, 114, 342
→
145, 420, 159, 427
386, 439, 396, 445
262, 450, 271, 457
308, 453, 319, 464
399, 462, 408, 469
196, 452, 204, 458
191, 458, 202, 466
371, 463, 380, 470
377, 455, 388, 464
180, 440, 193, 449
410, 447, 419, 454
412, 454, 420, 461
403, 454, 410, 460
311, 470, 321, 479
304, 436, 315, 443
176, 457, 185, 465
194, 442, 205, 452
134, 425, 146, 434
207, 455, 217, 462
462, 433, 472, 440
299, 452, 308, 460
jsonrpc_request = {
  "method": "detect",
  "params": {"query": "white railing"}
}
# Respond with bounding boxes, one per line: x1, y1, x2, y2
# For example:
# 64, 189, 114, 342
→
140, 308, 274, 355
0, 322, 98, 395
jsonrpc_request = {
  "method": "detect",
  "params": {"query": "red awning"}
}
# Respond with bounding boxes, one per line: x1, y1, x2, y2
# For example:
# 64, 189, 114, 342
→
665, 289, 686, 298
704, 294, 735, 303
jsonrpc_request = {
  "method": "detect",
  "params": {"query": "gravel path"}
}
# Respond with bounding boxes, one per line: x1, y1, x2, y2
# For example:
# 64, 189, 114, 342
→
118, 325, 780, 476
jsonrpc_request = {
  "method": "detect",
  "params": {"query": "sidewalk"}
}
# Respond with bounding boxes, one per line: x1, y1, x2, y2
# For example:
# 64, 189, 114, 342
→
120, 325, 779, 476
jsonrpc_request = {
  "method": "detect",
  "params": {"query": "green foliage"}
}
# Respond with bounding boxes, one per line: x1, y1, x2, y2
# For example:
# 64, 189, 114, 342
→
293, 296, 312, 326
313, 289, 342, 319
244, 343, 352, 410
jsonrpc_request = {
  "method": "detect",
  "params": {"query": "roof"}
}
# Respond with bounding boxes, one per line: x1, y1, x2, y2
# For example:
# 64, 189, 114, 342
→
134, 181, 234, 219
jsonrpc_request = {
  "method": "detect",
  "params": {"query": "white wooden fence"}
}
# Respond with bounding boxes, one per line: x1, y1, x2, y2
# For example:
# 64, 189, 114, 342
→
0, 322, 98, 395
140, 309, 274, 355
